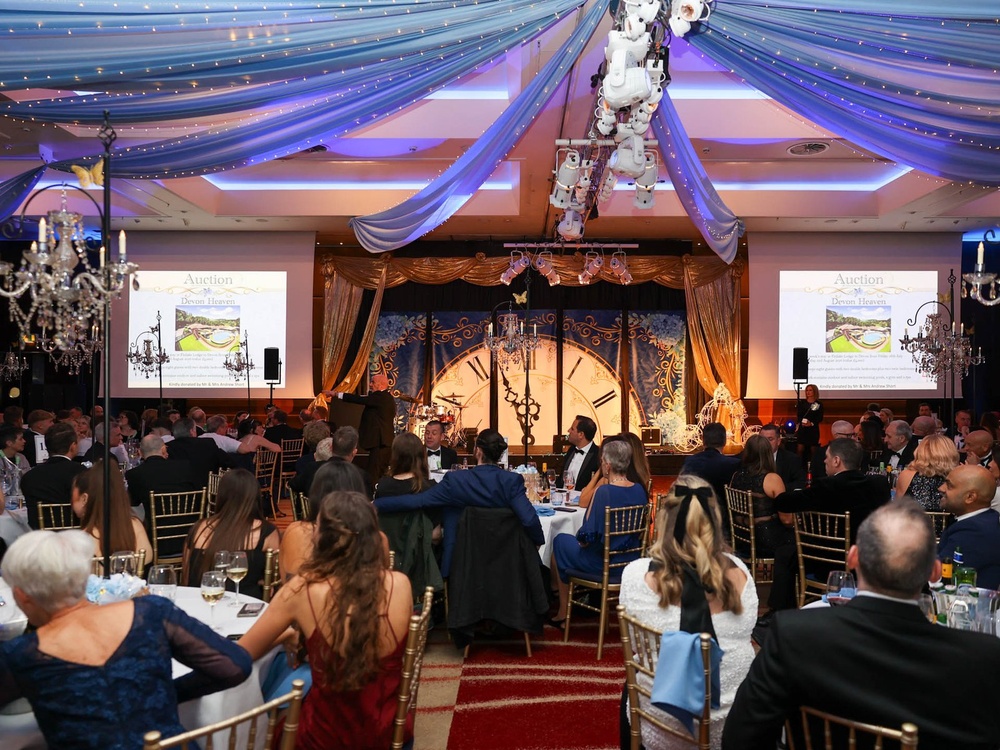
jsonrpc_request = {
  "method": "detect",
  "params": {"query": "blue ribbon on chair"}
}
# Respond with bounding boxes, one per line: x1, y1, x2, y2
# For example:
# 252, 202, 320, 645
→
650, 632, 723, 733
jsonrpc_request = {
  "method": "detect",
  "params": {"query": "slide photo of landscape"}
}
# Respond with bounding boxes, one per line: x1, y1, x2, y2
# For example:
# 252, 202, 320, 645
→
825, 306, 891, 353
175, 306, 241, 352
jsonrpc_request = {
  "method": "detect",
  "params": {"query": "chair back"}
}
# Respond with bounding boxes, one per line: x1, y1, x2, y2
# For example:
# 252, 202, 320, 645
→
280, 438, 304, 462
142, 679, 305, 750
391, 586, 436, 750
617, 604, 711, 750
205, 469, 227, 517
37, 502, 78, 531
255, 449, 280, 486
644, 493, 669, 554
794, 510, 851, 607
91, 549, 147, 576
289, 488, 311, 522
262, 548, 280, 603
150, 489, 207, 566
786, 706, 918, 750
925, 511, 952, 542
604, 503, 651, 584
725, 485, 774, 584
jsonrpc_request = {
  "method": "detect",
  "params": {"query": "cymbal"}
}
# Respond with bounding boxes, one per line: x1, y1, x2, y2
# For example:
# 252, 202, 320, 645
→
438, 395, 464, 406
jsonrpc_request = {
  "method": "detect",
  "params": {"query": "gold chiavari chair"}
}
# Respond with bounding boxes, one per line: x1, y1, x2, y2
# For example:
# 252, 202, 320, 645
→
564, 503, 649, 659
142, 679, 305, 750
262, 548, 281, 603
643, 493, 669, 555
278, 438, 305, 500
926, 511, 953, 543
794, 510, 851, 607
37, 502, 78, 531
390, 586, 435, 750
91, 549, 147, 576
255, 449, 281, 517
149, 489, 206, 566
618, 605, 712, 750
205, 469, 228, 518
725, 485, 774, 585
289, 488, 311, 522
786, 706, 918, 750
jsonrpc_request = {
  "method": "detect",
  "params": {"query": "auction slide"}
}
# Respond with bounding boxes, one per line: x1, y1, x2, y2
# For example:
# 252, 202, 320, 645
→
127, 270, 287, 389
778, 270, 938, 392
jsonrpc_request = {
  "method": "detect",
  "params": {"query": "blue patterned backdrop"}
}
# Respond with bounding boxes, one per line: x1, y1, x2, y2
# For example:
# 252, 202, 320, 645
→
371, 312, 426, 431
629, 311, 687, 439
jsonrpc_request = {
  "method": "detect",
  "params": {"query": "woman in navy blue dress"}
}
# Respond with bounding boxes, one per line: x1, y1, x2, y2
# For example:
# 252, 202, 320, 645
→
549, 438, 647, 626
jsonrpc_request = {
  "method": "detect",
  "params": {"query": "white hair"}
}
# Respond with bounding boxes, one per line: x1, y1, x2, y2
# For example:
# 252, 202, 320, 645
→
314, 437, 334, 462
2, 530, 94, 612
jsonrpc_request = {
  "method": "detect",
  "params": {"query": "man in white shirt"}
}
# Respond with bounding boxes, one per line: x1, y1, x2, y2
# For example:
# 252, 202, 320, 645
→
199, 414, 257, 455
424, 420, 457, 471
560, 415, 599, 489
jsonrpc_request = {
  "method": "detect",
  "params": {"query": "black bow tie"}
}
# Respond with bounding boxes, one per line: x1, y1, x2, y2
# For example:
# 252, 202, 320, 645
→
427, 449, 440, 457
571, 447, 584, 456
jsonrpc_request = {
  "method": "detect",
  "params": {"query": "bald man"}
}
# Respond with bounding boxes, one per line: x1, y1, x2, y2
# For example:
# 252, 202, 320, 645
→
325, 373, 396, 483
911, 415, 937, 440
938, 464, 1000, 589
964, 429, 1000, 482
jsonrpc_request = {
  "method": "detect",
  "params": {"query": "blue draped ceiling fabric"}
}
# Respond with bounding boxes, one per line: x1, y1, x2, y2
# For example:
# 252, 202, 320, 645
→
0, 1, 999, 261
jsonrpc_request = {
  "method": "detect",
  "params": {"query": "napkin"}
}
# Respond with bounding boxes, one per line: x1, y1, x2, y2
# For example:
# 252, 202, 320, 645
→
650, 631, 723, 733
535, 505, 556, 516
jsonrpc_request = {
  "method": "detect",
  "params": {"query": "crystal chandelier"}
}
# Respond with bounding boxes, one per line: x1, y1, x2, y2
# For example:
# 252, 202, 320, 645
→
127, 311, 170, 378
900, 312, 984, 379
224, 332, 255, 380
42, 329, 103, 376
0, 351, 28, 381
485, 310, 539, 370
962, 238, 1000, 306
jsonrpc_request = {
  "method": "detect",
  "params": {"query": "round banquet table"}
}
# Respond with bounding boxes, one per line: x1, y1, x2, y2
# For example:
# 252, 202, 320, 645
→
0, 585, 277, 750
537, 504, 586, 565
0, 506, 29, 549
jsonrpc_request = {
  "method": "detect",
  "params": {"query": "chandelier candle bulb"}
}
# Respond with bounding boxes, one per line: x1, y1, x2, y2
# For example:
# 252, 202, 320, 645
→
119, 230, 127, 262
978, 241, 985, 266
38, 217, 45, 246
99, 245, 105, 269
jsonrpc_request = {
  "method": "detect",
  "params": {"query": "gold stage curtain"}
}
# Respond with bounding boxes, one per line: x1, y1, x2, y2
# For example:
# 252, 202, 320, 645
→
320, 253, 743, 406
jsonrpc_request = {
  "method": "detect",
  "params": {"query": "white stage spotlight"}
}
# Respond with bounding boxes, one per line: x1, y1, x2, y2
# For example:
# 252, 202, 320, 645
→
500, 251, 531, 285
609, 135, 647, 179
609, 251, 634, 285
669, 0, 710, 37
533, 251, 561, 286
633, 151, 658, 209
557, 210, 585, 241
549, 149, 581, 209
578, 251, 604, 285
598, 170, 618, 203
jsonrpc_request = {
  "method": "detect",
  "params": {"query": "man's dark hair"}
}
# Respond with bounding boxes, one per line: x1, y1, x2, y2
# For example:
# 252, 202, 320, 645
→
857, 499, 936, 598
331, 426, 359, 457
205, 414, 228, 433
55, 409, 71, 421
173, 417, 196, 439
149, 418, 173, 432
574, 415, 597, 442
702, 422, 727, 450
826, 437, 863, 471
866, 402, 881, 412
425, 419, 444, 432
272, 409, 288, 424
165, 408, 180, 419
476, 428, 508, 464
44, 422, 77, 456
918, 402, 931, 410
759, 423, 780, 435
0, 426, 22, 450
2, 406, 22, 425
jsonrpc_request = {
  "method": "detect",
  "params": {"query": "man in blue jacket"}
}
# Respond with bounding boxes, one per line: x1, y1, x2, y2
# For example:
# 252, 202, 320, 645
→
938, 463, 1000, 589
373, 428, 543, 576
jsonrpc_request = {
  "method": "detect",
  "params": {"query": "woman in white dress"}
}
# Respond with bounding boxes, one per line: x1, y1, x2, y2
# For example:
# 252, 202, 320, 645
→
619, 475, 758, 750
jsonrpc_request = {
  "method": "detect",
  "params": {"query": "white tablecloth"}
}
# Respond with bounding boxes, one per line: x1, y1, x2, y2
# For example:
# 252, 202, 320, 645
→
0, 586, 274, 750
537, 506, 586, 564
0, 507, 29, 548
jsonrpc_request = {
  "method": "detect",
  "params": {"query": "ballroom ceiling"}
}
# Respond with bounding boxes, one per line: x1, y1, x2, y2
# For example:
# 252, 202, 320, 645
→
1, 13, 997, 252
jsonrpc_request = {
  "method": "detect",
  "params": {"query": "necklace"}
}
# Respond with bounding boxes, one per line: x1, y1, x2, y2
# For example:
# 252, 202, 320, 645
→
608, 475, 629, 485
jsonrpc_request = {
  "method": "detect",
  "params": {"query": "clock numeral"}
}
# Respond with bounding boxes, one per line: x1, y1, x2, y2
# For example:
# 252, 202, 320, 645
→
467, 355, 489, 383
567, 356, 584, 381
593, 390, 617, 409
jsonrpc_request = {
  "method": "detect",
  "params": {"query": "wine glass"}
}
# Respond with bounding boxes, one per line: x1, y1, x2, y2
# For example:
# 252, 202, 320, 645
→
537, 474, 550, 503
213, 550, 232, 601
148, 565, 178, 602
826, 571, 857, 606
563, 468, 577, 492
227, 551, 249, 607
109, 551, 137, 577
546, 468, 557, 488
200, 571, 226, 629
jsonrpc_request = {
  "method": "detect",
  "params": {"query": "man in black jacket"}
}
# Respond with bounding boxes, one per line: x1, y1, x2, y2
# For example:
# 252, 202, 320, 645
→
759, 423, 805, 489
21, 422, 83, 529
424, 419, 458, 471
126, 434, 199, 526
559, 415, 600, 490
166, 418, 229, 489
680, 422, 740, 511
325, 373, 397, 482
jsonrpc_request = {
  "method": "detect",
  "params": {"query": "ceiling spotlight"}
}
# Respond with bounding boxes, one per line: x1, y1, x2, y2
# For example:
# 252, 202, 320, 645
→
549, 149, 582, 209
557, 210, 585, 241
610, 251, 634, 285
533, 251, 561, 286
500, 250, 531, 285
610, 134, 647, 179
598, 170, 618, 203
578, 251, 604, 285
669, 0, 710, 37
634, 151, 658, 209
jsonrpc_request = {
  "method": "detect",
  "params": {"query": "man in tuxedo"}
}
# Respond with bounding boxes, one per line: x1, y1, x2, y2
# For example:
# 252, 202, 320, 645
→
290, 426, 374, 498
374, 429, 543, 577
938, 464, 1000, 589
21, 422, 84, 529
263, 409, 302, 446
680, 422, 739, 508
911, 415, 936, 442
954, 408, 973, 451
21, 409, 55, 467
723, 500, 1000, 750
560, 415, 599, 489
424, 419, 458, 471
880, 419, 916, 470
325, 373, 396, 482
187, 406, 208, 435
125, 435, 198, 527
766, 437, 890, 611
808, 420, 857, 481
166, 417, 229, 489
964, 429, 1000, 482
759, 423, 805, 489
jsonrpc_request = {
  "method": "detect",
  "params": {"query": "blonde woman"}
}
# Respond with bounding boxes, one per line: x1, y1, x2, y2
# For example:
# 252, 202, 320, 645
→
619, 475, 757, 750
894, 433, 960, 511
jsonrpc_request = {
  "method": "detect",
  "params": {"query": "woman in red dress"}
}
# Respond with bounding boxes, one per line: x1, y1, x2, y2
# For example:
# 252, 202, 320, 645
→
239, 491, 412, 749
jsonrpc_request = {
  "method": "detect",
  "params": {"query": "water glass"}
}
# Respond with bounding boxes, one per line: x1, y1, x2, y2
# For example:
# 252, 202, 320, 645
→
825, 571, 856, 606
109, 551, 137, 577
148, 565, 178, 601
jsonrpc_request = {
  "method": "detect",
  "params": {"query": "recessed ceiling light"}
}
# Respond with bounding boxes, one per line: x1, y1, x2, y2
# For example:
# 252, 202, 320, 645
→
787, 142, 829, 156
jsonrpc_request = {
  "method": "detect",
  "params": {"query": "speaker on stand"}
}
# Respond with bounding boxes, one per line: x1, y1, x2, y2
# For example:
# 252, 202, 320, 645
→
791, 347, 809, 436
263, 347, 282, 408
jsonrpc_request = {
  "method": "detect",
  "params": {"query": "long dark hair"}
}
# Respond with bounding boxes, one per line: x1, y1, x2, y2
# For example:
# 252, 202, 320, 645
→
299, 491, 387, 691
237, 418, 262, 439
740, 434, 777, 476
389, 431, 430, 492
189, 468, 263, 579
308, 460, 368, 520
75, 461, 136, 555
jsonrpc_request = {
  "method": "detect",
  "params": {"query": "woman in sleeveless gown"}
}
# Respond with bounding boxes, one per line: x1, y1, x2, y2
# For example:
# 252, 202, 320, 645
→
729, 435, 792, 557
894, 433, 959, 512
620, 476, 758, 750
240, 490, 412, 749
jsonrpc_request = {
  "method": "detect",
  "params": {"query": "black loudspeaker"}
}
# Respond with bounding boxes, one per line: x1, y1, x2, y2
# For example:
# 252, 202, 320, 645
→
792, 348, 809, 382
263, 347, 281, 381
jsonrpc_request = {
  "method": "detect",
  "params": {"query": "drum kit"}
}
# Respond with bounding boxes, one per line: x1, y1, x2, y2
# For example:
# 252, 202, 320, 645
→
408, 393, 467, 445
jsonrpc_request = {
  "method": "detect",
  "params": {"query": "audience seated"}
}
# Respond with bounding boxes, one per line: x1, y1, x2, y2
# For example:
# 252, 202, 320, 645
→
84, 420, 129, 466
294, 420, 332, 476
560, 415, 600, 489
125, 435, 199, 525
168, 417, 230, 489
880, 419, 917, 470
680, 423, 739, 526
0, 530, 252, 749
722, 500, 1000, 749
911, 414, 937, 441
581, 432, 652, 507
894, 433, 959, 511
620, 476, 756, 750
730, 434, 791, 558
758, 423, 804, 490
808, 420, 857, 481
954, 409, 973, 451
289, 426, 372, 498
182, 468, 280, 600
423, 419, 458, 471
200, 414, 259, 455
235, 417, 283, 457
21, 422, 84, 529
964, 428, 1000, 482
71, 461, 153, 567
937, 464, 1000, 590
239, 492, 412, 750
263, 409, 302, 446
22, 409, 55, 466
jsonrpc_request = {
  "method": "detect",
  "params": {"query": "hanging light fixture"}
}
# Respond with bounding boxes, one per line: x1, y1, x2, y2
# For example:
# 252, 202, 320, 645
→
500, 251, 531, 285
578, 250, 605, 284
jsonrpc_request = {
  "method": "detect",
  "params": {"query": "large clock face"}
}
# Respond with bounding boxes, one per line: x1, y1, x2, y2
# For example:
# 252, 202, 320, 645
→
425, 338, 642, 448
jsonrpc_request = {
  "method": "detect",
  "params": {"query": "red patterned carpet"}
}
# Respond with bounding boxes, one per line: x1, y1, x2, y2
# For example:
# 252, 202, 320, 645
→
446, 622, 625, 750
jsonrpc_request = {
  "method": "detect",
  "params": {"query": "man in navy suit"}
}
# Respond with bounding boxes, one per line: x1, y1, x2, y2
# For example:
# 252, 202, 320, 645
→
937, 463, 1000, 589
723, 500, 1000, 750
21, 422, 84, 529
560, 415, 600, 490
373, 429, 543, 577
680, 422, 740, 510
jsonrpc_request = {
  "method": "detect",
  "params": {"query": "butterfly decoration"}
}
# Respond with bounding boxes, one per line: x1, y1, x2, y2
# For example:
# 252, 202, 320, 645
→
71, 159, 104, 188
513, 291, 528, 305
